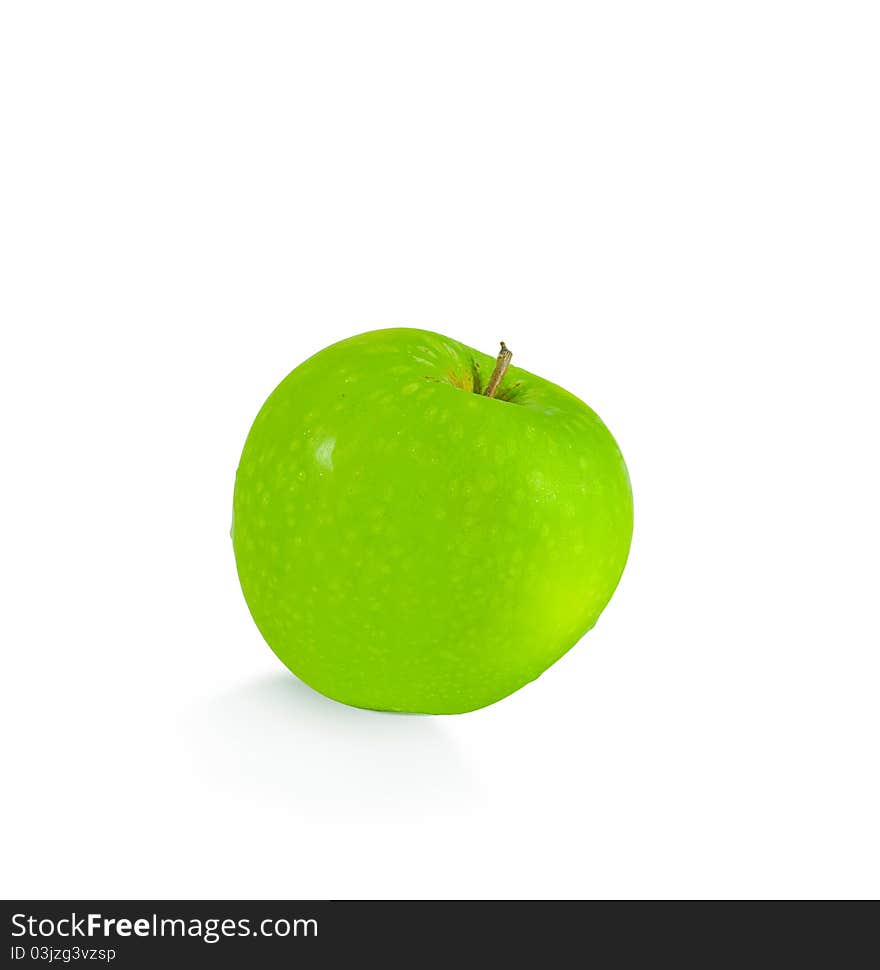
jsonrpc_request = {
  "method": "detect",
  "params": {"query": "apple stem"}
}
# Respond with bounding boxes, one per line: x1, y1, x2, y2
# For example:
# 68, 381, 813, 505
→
484, 342, 512, 399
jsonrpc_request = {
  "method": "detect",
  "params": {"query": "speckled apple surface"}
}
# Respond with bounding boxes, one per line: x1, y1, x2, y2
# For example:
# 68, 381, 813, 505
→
232, 328, 633, 714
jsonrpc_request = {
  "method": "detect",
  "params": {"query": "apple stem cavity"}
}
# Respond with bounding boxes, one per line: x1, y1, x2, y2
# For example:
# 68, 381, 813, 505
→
484, 342, 512, 399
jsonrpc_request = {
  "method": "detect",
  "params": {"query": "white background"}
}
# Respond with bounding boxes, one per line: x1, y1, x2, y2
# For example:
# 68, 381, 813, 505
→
2, 2, 878, 900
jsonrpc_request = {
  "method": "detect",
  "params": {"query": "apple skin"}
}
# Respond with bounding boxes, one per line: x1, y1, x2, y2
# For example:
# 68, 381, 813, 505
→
232, 328, 632, 714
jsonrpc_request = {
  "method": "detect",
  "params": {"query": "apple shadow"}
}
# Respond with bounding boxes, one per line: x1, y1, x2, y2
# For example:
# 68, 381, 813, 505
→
179, 672, 479, 820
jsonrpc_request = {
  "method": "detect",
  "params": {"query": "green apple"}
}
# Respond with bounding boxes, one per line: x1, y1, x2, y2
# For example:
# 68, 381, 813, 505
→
232, 328, 632, 714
